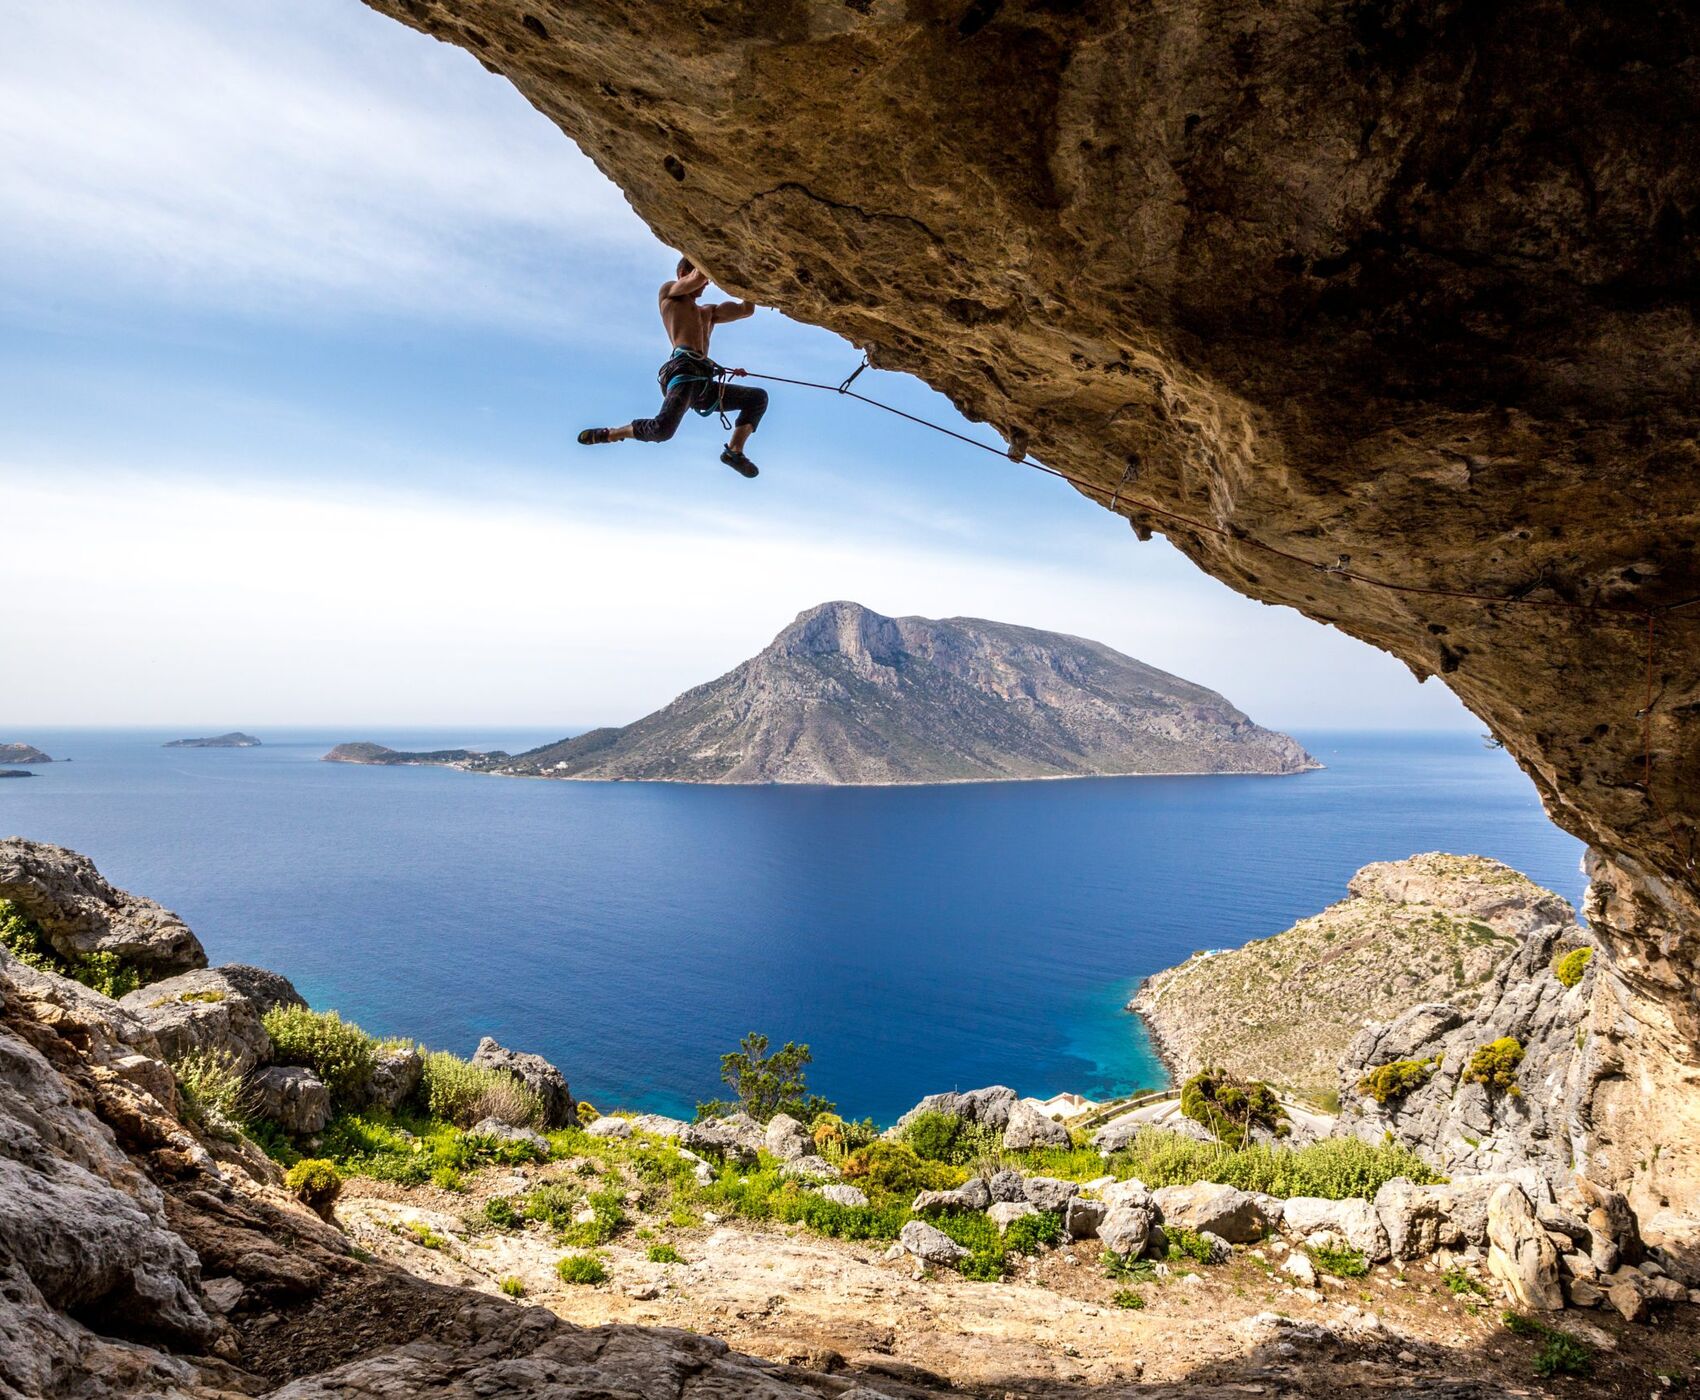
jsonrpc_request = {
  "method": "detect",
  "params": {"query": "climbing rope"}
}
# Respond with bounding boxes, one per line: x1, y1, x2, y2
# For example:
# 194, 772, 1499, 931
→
723, 356, 1696, 875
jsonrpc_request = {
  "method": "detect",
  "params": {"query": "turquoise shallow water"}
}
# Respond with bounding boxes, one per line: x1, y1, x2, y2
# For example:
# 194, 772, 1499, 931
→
1, 728, 1585, 1123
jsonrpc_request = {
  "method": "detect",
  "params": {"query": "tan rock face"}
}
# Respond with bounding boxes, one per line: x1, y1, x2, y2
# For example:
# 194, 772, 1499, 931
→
357, 0, 1700, 1210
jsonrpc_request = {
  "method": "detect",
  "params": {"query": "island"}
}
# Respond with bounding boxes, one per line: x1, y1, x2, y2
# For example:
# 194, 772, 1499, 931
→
164, 733, 262, 748
326, 601, 1319, 785
0, 769, 34, 779
0, 743, 52, 765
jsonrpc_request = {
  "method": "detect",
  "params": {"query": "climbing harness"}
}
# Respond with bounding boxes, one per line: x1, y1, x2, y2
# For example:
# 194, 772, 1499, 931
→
714, 351, 1700, 880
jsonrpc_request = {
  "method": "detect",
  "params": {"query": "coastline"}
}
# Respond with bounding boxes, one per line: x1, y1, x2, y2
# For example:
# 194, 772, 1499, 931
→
1127, 975, 1187, 1085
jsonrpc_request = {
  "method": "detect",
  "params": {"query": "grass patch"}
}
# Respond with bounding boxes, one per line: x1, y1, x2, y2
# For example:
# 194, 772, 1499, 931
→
1166, 1227, 1221, 1265
400, 1221, 449, 1250
1442, 1265, 1487, 1297
499, 1275, 525, 1298
1110, 1288, 1146, 1310
302, 1108, 547, 1186
1108, 1129, 1443, 1200
173, 1050, 253, 1139
646, 1243, 684, 1264
262, 1006, 377, 1103
558, 1185, 627, 1245
1308, 1243, 1368, 1278
556, 1253, 608, 1285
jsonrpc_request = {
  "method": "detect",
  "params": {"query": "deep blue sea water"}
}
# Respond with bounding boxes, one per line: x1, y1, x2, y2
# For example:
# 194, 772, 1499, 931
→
1, 729, 1585, 1123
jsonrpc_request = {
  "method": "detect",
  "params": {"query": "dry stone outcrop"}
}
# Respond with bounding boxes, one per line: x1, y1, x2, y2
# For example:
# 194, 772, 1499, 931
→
0, 837, 205, 976
471, 1035, 577, 1128
358, 0, 1700, 1221
118, 964, 305, 1075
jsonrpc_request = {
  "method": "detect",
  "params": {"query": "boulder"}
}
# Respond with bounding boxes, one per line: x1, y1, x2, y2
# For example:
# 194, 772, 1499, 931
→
988, 1200, 1039, 1231
764, 1113, 812, 1161
468, 1118, 550, 1155
1197, 1230, 1234, 1263
1566, 1277, 1605, 1309
0, 838, 206, 976
1151, 1182, 1270, 1243
1098, 1204, 1155, 1259
682, 1118, 759, 1167
119, 966, 297, 1075
470, 1038, 576, 1128
1091, 1112, 1145, 1154
1019, 1176, 1079, 1212
250, 1066, 330, 1136
366, 1043, 422, 1111
1570, 1177, 1642, 1268
1283, 1251, 1319, 1287
815, 1184, 868, 1208
780, 1155, 840, 1182
893, 1085, 1017, 1133
897, 1220, 968, 1267
627, 1114, 690, 1139
1485, 1184, 1563, 1310
912, 1177, 991, 1213
585, 1116, 632, 1139
1099, 1178, 1153, 1211
1374, 1174, 1542, 1259
1281, 1197, 1390, 1262
1063, 1197, 1107, 1241
986, 1169, 1026, 1203
1001, 1098, 1071, 1150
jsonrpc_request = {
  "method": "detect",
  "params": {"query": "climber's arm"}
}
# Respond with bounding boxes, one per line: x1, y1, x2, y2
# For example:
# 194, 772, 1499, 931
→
711, 299, 756, 323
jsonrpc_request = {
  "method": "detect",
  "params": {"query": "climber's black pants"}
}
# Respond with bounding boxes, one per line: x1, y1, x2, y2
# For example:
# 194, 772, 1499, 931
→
630, 368, 768, 443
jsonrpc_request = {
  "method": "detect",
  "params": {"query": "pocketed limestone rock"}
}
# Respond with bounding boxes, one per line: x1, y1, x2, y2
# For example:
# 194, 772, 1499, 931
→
365, 1042, 422, 1111
1281, 1196, 1390, 1262
586, 1115, 632, 1138
1485, 1183, 1563, 1310
1063, 1197, 1107, 1241
893, 1085, 1017, 1133
912, 1177, 991, 1213
470, 1038, 576, 1129
1151, 1182, 1270, 1243
1019, 1176, 1079, 1212
986, 1169, 1027, 1203
682, 1117, 759, 1167
764, 1113, 813, 1161
627, 1114, 690, 1139
815, 1184, 868, 1208
250, 1066, 331, 1136
1001, 1098, 1071, 1150
1098, 1204, 1155, 1259
897, 1219, 969, 1267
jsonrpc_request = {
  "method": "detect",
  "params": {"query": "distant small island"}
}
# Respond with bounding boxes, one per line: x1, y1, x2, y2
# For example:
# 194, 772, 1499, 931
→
165, 732, 262, 748
324, 742, 511, 768
0, 743, 52, 765
0, 769, 34, 779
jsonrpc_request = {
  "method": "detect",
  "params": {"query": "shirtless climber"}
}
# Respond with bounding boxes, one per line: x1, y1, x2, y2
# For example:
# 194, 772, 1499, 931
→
577, 257, 767, 478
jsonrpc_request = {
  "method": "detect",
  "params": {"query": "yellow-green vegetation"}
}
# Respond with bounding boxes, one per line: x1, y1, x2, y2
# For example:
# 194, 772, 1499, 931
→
499, 1275, 526, 1298
173, 989, 226, 1004
173, 1050, 252, 1139
1443, 1265, 1487, 1297
646, 1242, 684, 1264
1179, 1069, 1288, 1148
400, 1220, 449, 1250
284, 1158, 344, 1213
0, 897, 142, 999
1552, 946, 1593, 989
1166, 1227, 1223, 1265
1356, 1057, 1438, 1105
1307, 1242, 1368, 1277
1462, 1037, 1525, 1096
1503, 1310, 1592, 1378
899, 1110, 1004, 1165
555, 1253, 608, 1285
1110, 1288, 1146, 1309
421, 1050, 543, 1128
483, 1196, 519, 1230
264, 1107, 548, 1184
1102, 1251, 1158, 1282
431, 1166, 465, 1192
1110, 1128, 1443, 1199
261, 1006, 377, 1103
1128, 855, 1553, 1098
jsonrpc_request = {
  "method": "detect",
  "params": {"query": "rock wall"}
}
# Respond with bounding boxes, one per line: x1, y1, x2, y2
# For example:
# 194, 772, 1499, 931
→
355, 0, 1700, 1209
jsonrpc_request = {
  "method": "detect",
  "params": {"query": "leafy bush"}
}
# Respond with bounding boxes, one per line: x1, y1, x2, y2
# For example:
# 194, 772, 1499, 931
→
1503, 1311, 1592, 1378
419, 1050, 543, 1129
523, 1183, 583, 1230
173, 1050, 253, 1139
559, 1185, 627, 1245
262, 1007, 377, 1103
1179, 1069, 1288, 1147
646, 1243, 684, 1264
284, 1158, 344, 1213
840, 1141, 968, 1198
499, 1275, 525, 1298
1111, 1288, 1146, 1310
1166, 1227, 1219, 1265
1357, 1058, 1436, 1105
483, 1196, 518, 1230
0, 898, 141, 998
556, 1253, 607, 1285
431, 1166, 464, 1192
771, 1188, 909, 1241
901, 1111, 1001, 1165
1109, 1128, 1443, 1200
1552, 946, 1593, 989
922, 1209, 1008, 1280
1308, 1243, 1367, 1277
1442, 1265, 1487, 1297
697, 1032, 835, 1124
1462, 1038, 1525, 1096
1003, 1210, 1064, 1255
1102, 1250, 1157, 1282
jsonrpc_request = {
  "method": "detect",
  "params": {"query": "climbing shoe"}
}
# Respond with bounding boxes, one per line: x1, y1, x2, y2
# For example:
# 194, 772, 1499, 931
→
577, 427, 612, 445
720, 445, 759, 478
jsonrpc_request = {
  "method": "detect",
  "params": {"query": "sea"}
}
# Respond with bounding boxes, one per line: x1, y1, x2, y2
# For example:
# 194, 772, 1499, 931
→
2, 728, 1585, 1124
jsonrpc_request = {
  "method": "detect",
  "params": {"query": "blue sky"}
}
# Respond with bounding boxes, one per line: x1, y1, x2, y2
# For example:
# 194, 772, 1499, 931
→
0, 0, 1476, 732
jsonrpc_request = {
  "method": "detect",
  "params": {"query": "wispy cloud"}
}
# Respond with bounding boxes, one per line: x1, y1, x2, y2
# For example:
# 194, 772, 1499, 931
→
0, 0, 658, 333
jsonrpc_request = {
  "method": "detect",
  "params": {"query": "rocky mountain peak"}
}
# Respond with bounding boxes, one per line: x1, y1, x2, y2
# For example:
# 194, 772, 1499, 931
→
773, 600, 905, 668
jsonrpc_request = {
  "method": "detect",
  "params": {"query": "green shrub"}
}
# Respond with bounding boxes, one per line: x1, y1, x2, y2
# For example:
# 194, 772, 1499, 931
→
923, 1209, 1008, 1280
841, 1141, 968, 1198
646, 1243, 684, 1264
262, 1006, 377, 1103
1462, 1038, 1525, 1097
483, 1196, 518, 1230
284, 1157, 344, 1212
499, 1275, 525, 1298
420, 1050, 543, 1128
1308, 1243, 1367, 1277
1102, 1250, 1157, 1282
1503, 1311, 1592, 1378
1166, 1227, 1219, 1264
173, 1050, 253, 1139
771, 1187, 910, 1241
1110, 1288, 1146, 1310
0, 898, 142, 998
523, 1183, 583, 1230
1552, 946, 1593, 989
431, 1165, 464, 1192
1108, 1128, 1442, 1200
1442, 1265, 1487, 1297
1003, 1210, 1063, 1255
1357, 1059, 1436, 1105
314, 1109, 544, 1185
1179, 1069, 1288, 1147
556, 1253, 607, 1285
901, 1111, 1000, 1165
559, 1185, 626, 1245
